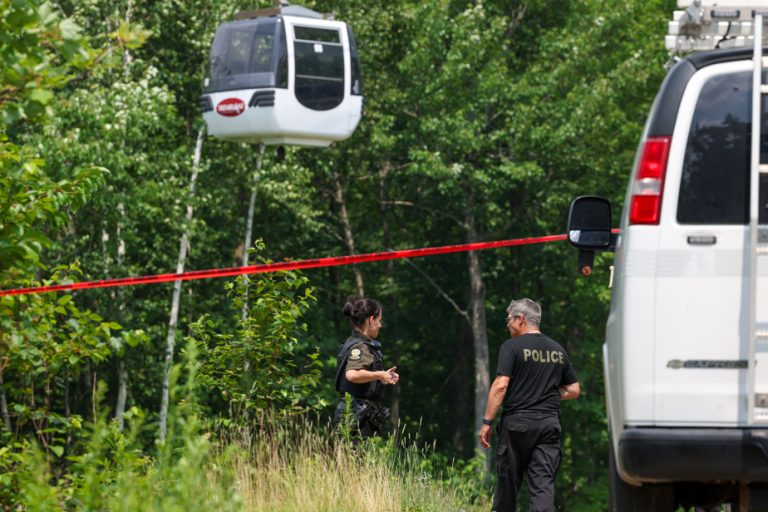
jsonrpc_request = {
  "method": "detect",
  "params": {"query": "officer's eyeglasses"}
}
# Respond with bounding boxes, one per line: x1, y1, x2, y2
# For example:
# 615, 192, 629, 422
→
506, 314, 521, 324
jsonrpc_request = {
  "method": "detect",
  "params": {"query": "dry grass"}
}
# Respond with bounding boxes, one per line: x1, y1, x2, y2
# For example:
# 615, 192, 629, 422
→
208, 416, 487, 512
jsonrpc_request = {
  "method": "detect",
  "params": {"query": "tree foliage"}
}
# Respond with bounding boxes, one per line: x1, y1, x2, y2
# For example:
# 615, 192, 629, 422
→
194, 242, 324, 418
0, 0, 96, 126
0, 0, 679, 509
0, 264, 145, 452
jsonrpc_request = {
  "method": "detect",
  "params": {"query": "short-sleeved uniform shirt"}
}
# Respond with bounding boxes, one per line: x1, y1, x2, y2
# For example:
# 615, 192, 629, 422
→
336, 333, 385, 401
496, 332, 578, 417
345, 342, 376, 371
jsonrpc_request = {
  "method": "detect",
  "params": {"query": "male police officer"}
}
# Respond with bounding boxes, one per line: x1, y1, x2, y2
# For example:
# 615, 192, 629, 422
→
479, 298, 580, 512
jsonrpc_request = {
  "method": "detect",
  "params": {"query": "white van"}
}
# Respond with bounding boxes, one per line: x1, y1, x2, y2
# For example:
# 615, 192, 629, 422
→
567, 4, 768, 510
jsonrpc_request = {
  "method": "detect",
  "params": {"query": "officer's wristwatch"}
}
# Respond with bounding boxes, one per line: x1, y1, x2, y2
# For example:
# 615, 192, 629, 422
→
481, 417, 493, 426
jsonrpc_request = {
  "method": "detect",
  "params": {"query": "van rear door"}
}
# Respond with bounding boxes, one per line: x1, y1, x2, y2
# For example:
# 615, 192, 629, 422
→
654, 60, 768, 425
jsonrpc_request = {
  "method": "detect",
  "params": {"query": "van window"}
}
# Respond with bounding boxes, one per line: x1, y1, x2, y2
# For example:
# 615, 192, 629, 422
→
678, 72, 753, 224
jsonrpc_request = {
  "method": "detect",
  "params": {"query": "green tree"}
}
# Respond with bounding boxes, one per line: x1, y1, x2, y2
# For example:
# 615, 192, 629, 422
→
0, 0, 104, 280
0, 265, 143, 452
194, 243, 324, 419
0, 1, 111, 438
289, 1, 673, 509
0, 0, 680, 509
0, 4, 144, 505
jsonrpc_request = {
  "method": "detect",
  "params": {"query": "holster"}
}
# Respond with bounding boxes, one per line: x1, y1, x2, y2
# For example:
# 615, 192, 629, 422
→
357, 399, 390, 430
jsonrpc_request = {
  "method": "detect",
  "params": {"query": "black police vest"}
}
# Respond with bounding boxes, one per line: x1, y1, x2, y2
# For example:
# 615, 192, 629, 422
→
335, 333, 385, 401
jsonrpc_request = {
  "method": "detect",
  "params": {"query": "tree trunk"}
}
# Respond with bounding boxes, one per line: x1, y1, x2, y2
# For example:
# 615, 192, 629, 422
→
114, 201, 128, 429
452, 324, 471, 453
159, 125, 205, 443
466, 187, 490, 471
378, 162, 400, 434
90, 366, 97, 424
241, 144, 265, 268
241, 143, 265, 328
122, 0, 133, 78
331, 166, 364, 297
115, 360, 128, 430
102, 200, 130, 429
241, 144, 265, 374
0, 370, 11, 432
115, 0, 132, 427
64, 375, 70, 418
64, 374, 72, 447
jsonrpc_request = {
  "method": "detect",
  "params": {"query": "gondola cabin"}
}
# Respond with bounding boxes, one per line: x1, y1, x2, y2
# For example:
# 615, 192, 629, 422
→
200, 4, 363, 147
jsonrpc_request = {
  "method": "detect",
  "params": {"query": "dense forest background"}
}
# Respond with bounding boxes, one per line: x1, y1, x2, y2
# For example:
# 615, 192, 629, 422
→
1, 0, 676, 509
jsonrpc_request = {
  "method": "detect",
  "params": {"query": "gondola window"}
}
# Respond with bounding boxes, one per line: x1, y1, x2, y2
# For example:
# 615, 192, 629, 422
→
293, 26, 344, 110
207, 19, 286, 93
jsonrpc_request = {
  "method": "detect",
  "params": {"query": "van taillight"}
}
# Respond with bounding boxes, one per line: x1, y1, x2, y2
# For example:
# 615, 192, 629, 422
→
629, 136, 671, 225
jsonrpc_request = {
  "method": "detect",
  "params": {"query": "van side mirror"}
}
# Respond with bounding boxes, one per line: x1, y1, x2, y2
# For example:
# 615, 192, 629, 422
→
566, 196, 615, 276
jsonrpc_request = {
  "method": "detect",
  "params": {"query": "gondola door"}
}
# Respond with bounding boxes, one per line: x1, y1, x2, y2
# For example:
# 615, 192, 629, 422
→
281, 16, 362, 144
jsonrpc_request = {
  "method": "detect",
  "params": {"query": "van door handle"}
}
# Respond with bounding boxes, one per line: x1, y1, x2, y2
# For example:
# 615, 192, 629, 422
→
687, 235, 717, 245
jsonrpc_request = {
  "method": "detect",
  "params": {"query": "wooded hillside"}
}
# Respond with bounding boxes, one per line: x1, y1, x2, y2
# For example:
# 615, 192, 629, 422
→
1, 1, 674, 509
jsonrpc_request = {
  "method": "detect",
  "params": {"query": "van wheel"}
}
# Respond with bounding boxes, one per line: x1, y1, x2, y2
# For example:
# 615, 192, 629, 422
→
609, 440, 675, 511
675, 482, 734, 510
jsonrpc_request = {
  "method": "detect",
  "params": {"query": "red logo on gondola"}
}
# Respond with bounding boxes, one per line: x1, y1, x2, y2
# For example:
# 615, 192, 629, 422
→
216, 98, 246, 117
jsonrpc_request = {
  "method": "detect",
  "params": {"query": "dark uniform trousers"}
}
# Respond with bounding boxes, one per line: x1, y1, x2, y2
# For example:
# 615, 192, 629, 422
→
492, 413, 562, 512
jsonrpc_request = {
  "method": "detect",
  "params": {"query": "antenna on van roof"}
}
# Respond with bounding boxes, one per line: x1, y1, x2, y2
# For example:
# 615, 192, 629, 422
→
666, 0, 768, 54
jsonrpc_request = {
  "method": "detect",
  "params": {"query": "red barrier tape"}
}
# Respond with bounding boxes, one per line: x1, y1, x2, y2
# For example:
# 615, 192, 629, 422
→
0, 234, 569, 297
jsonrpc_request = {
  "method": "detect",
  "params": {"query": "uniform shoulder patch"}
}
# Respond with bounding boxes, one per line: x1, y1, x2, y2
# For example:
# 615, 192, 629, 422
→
349, 348, 362, 360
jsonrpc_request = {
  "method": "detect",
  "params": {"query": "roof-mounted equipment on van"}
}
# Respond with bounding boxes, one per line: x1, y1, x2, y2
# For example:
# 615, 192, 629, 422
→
666, 0, 768, 53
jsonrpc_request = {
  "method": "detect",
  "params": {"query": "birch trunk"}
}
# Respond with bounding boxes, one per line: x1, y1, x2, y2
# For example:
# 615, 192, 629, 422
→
331, 167, 364, 297
0, 370, 11, 432
159, 126, 205, 443
102, 201, 130, 429
115, 2, 132, 428
115, 359, 128, 430
241, 144, 265, 268
466, 187, 490, 471
122, 0, 133, 78
241, 144, 265, 326
114, 202, 128, 429
241, 144, 265, 374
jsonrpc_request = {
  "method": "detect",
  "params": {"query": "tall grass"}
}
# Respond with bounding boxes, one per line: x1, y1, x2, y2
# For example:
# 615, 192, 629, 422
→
2, 340, 490, 511
211, 414, 490, 512
3, 408, 490, 511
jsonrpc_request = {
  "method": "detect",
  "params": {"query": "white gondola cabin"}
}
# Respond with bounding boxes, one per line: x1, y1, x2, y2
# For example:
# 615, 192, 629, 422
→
200, 4, 363, 147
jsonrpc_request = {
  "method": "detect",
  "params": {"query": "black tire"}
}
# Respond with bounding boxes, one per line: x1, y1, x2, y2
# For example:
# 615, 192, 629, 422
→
676, 482, 735, 510
608, 438, 676, 512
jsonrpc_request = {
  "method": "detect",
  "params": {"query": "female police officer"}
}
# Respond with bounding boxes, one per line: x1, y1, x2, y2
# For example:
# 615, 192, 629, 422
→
333, 296, 399, 439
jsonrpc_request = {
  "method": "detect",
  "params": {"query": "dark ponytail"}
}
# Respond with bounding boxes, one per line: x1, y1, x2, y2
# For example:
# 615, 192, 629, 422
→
342, 296, 381, 327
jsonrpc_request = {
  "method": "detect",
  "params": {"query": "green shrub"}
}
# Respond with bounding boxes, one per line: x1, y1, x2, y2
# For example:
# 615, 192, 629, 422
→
193, 242, 324, 421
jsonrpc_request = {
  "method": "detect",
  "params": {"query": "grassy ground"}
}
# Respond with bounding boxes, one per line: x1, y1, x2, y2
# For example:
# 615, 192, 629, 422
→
2, 412, 491, 511
211, 417, 491, 512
